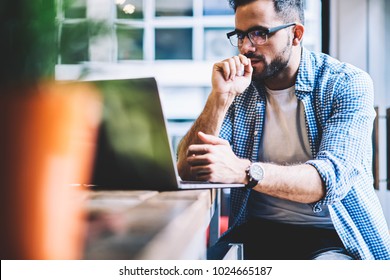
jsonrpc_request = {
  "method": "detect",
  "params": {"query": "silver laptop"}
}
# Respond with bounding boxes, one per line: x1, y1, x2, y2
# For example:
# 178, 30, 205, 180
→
89, 77, 244, 190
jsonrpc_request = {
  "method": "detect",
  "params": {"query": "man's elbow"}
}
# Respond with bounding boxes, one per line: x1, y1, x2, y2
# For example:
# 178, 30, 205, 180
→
177, 159, 191, 180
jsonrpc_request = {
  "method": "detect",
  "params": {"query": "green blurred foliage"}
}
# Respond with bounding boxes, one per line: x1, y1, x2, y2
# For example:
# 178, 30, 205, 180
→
0, 0, 57, 88
0, 0, 110, 89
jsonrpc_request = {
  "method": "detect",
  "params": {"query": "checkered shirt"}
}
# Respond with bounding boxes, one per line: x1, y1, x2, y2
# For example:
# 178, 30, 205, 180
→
219, 47, 390, 260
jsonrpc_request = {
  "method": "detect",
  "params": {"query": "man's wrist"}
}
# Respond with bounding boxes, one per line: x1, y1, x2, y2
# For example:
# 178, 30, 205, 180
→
245, 162, 265, 189
209, 89, 235, 109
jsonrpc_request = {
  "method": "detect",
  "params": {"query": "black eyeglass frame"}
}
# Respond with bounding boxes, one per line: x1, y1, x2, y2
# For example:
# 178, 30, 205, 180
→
226, 22, 297, 47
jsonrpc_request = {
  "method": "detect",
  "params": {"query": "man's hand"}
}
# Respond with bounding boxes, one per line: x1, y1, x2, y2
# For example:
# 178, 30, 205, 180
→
185, 131, 250, 183
211, 54, 253, 108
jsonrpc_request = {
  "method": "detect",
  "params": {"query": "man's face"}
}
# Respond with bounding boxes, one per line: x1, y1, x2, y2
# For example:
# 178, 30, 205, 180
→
235, 0, 294, 81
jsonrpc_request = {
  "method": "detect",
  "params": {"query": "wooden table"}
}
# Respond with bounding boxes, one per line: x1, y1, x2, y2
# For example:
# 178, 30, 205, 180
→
84, 189, 218, 260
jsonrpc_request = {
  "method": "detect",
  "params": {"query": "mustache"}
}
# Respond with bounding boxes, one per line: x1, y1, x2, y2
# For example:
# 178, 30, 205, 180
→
244, 52, 266, 62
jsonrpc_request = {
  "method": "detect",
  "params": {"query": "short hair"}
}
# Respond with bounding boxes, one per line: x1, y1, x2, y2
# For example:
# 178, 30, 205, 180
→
228, 0, 305, 24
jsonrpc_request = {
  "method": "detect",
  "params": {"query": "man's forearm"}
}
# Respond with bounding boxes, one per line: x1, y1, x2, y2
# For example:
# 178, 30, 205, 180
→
253, 163, 325, 204
177, 93, 231, 180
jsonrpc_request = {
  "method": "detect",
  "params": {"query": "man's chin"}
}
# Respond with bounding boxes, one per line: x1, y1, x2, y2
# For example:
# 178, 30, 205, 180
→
251, 68, 268, 81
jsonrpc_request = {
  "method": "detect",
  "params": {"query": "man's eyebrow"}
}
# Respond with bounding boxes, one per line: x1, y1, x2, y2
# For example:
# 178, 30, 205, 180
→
235, 25, 269, 33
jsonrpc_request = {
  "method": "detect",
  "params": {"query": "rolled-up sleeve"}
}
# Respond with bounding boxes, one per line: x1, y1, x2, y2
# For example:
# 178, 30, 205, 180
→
306, 70, 376, 209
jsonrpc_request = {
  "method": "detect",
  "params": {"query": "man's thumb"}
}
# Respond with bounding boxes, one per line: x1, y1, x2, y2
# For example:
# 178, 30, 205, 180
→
198, 131, 227, 145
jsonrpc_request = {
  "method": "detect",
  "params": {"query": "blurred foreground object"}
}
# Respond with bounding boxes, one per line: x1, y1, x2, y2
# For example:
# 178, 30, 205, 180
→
0, 82, 102, 259
0, 0, 103, 259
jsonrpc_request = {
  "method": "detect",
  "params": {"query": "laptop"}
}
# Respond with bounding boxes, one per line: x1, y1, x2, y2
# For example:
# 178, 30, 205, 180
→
89, 77, 245, 191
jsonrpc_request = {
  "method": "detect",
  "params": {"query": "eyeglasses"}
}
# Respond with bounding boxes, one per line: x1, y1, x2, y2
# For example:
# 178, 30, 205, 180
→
226, 22, 296, 47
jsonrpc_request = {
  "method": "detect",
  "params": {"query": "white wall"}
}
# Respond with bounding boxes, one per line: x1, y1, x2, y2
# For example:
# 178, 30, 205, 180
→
329, 0, 390, 225
329, 0, 368, 71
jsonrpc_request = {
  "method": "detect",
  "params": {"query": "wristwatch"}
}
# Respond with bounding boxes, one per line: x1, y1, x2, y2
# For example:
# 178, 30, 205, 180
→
245, 162, 265, 189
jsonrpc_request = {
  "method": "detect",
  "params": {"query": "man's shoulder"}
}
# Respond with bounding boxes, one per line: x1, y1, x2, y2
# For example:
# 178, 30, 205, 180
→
300, 48, 372, 89
303, 48, 369, 78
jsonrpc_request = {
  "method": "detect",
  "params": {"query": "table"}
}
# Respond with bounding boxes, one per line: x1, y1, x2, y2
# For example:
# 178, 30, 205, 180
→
84, 189, 218, 260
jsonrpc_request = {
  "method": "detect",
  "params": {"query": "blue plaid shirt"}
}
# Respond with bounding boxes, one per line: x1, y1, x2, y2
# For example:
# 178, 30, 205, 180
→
220, 47, 390, 260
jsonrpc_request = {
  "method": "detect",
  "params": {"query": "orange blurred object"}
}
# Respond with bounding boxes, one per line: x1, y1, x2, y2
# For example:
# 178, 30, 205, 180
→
206, 215, 229, 247
219, 215, 229, 235
0, 82, 102, 259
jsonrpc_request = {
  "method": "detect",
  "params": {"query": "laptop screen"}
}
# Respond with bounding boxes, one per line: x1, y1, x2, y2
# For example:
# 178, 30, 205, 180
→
90, 78, 179, 190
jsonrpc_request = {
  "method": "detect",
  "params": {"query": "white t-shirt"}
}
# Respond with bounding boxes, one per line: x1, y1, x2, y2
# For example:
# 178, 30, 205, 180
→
248, 86, 334, 229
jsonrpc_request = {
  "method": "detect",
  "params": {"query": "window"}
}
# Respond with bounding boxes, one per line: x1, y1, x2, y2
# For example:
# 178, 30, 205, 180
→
155, 0, 193, 17
58, 0, 88, 64
116, 0, 143, 19
302, 0, 322, 52
58, 0, 322, 64
116, 27, 144, 60
155, 28, 193, 60
57, 0, 322, 129
204, 28, 238, 60
63, 0, 86, 18
203, 0, 234, 16
60, 23, 89, 64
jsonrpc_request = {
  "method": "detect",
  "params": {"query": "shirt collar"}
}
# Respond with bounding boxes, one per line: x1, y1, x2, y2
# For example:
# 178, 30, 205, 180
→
295, 47, 315, 93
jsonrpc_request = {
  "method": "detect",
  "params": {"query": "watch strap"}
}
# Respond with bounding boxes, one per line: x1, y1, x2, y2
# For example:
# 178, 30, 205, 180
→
245, 163, 258, 189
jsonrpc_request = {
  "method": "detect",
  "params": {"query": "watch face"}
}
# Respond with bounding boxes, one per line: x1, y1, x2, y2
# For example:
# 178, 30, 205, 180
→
250, 163, 264, 181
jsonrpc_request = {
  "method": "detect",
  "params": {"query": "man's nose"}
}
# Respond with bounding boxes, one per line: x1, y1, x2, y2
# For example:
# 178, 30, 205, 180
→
239, 36, 256, 53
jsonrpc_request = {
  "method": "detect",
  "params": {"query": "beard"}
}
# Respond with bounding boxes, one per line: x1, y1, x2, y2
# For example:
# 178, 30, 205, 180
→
247, 40, 293, 82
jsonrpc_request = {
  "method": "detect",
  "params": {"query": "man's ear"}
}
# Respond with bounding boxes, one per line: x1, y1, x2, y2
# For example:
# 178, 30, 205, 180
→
292, 24, 304, 46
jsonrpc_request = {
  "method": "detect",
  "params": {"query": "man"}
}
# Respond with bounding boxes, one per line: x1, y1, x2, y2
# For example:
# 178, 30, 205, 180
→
177, 0, 390, 260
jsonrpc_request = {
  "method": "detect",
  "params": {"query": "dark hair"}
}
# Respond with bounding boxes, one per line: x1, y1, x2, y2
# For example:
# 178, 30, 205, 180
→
228, 0, 305, 24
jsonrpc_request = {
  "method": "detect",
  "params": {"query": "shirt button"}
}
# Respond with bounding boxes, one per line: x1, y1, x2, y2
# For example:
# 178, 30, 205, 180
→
254, 131, 258, 136
313, 205, 322, 213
